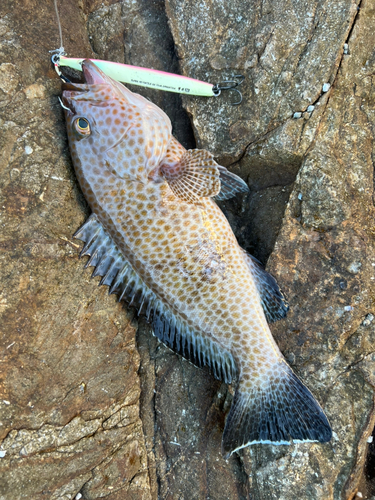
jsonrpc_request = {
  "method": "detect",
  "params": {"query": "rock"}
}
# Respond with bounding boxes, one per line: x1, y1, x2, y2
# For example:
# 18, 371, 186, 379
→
0, 0, 149, 499
1, 0, 375, 499
165, 0, 358, 156
247, 1, 375, 497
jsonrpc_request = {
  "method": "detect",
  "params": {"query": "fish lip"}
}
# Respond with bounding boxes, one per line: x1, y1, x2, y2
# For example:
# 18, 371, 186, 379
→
61, 59, 107, 91
61, 81, 88, 92
60, 60, 111, 115
81, 59, 108, 85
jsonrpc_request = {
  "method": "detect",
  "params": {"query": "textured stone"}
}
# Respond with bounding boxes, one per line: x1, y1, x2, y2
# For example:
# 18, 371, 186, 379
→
247, 1, 375, 497
165, 0, 358, 155
0, 0, 150, 499
1, 0, 375, 499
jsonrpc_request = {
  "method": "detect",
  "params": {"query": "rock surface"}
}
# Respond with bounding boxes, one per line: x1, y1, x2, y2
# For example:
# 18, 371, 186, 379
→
0, 0, 375, 499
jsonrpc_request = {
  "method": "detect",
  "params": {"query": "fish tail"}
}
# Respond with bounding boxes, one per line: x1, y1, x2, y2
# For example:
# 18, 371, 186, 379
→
222, 361, 332, 458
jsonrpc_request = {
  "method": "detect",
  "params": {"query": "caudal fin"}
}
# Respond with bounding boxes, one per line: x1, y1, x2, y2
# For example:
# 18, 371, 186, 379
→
222, 362, 332, 457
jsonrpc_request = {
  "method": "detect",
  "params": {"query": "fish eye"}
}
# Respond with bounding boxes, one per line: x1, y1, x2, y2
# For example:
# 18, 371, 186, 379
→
74, 117, 91, 136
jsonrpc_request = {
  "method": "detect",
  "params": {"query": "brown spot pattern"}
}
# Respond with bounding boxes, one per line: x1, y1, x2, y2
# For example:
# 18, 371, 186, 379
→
62, 62, 285, 396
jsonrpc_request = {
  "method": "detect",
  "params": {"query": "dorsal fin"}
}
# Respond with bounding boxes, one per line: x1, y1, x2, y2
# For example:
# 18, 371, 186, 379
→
161, 149, 220, 204
241, 249, 289, 322
215, 166, 250, 200
73, 214, 238, 383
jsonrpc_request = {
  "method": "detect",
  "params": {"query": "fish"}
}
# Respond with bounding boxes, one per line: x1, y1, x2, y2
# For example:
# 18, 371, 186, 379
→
61, 59, 332, 457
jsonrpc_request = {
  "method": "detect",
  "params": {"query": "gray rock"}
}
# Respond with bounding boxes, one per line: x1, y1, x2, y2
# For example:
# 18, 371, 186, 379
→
1, 0, 374, 499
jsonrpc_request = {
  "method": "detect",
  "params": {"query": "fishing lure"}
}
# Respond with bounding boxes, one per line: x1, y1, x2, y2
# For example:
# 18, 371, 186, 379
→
58, 58, 331, 457
51, 48, 244, 104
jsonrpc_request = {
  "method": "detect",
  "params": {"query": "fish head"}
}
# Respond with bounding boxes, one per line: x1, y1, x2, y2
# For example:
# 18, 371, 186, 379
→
61, 60, 172, 183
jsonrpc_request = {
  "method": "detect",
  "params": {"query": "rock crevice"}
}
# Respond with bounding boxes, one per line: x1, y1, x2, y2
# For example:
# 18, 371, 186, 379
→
1, 0, 374, 498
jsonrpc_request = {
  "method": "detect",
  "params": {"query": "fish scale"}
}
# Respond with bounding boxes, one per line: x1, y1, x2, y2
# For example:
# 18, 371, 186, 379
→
61, 60, 331, 457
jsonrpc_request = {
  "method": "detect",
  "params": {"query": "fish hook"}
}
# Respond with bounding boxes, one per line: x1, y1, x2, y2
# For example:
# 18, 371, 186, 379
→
212, 75, 244, 105
50, 47, 71, 83
57, 96, 71, 112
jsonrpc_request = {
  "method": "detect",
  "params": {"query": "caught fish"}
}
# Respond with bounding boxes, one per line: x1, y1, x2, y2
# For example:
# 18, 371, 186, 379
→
61, 60, 331, 457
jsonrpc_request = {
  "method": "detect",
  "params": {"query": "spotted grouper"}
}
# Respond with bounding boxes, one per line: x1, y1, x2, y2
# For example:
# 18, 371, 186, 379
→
61, 60, 331, 456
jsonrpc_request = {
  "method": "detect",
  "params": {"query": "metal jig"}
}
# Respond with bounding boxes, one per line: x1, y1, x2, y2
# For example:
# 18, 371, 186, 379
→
212, 75, 245, 105
50, 46, 244, 104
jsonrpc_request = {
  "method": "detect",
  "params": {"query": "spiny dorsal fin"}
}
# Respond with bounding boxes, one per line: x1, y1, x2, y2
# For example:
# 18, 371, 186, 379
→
241, 249, 289, 322
161, 149, 220, 204
215, 166, 250, 200
74, 213, 238, 384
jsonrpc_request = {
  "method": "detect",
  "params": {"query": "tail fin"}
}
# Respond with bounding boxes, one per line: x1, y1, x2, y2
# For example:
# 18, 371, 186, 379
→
222, 363, 331, 458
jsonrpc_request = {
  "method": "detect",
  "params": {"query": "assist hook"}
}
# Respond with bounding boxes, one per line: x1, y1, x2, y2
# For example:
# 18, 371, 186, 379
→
50, 47, 71, 83
212, 75, 245, 105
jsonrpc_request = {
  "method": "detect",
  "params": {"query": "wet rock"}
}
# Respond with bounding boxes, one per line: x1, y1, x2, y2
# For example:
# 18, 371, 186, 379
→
253, 2, 375, 497
165, 0, 358, 156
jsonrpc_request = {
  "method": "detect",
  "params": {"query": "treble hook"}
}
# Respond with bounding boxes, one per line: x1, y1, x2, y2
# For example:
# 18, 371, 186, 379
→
212, 75, 244, 105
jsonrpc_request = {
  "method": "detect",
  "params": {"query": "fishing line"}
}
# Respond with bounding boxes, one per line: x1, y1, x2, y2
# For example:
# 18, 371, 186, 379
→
53, 0, 64, 55
50, 0, 72, 82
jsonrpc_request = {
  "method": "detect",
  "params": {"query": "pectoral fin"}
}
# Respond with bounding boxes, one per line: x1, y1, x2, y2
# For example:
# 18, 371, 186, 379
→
161, 149, 221, 204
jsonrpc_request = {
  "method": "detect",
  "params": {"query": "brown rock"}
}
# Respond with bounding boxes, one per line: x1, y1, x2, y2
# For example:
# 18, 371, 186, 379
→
0, 0, 149, 499
1, 0, 375, 499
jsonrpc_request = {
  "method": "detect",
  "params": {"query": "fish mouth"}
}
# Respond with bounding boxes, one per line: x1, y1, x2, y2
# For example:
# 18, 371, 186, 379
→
61, 59, 112, 112
61, 81, 87, 92
62, 59, 117, 115
61, 59, 109, 91
62, 59, 108, 113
